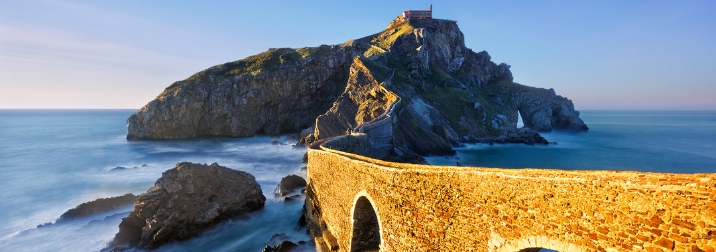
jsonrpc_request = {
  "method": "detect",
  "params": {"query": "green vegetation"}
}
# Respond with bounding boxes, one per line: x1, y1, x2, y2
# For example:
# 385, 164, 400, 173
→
360, 58, 391, 82
490, 80, 554, 101
159, 45, 340, 96
428, 63, 450, 83
373, 23, 414, 50
296, 45, 340, 59
385, 54, 411, 85
423, 86, 474, 134
224, 48, 302, 76
339, 40, 354, 47
363, 46, 385, 58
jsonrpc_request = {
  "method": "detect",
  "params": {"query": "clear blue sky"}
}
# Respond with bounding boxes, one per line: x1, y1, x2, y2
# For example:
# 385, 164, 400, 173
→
1, 0, 715, 109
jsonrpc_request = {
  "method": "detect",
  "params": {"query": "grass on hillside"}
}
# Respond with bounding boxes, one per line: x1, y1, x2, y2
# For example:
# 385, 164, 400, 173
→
490, 80, 554, 101
373, 22, 414, 50
360, 58, 391, 83
423, 86, 474, 134
160, 45, 340, 96
364, 46, 386, 58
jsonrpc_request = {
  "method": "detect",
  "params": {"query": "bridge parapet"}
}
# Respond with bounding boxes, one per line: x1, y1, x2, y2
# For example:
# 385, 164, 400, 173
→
306, 147, 716, 251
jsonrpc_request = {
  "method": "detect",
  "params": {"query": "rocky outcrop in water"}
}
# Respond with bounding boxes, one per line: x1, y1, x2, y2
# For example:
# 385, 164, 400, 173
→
59, 193, 137, 220
262, 241, 299, 252
512, 86, 588, 132
106, 162, 265, 251
275, 174, 307, 197
127, 17, 588, 155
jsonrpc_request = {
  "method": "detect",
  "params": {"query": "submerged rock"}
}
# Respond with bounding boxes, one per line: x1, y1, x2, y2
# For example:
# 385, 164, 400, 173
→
59, 193, 137, 221
110, 166, 129, 171
106, 162, 265, 251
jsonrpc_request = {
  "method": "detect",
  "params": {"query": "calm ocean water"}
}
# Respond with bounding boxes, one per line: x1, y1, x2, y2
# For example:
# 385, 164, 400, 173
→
0, 110, 714, 251
427, 110, 716, 173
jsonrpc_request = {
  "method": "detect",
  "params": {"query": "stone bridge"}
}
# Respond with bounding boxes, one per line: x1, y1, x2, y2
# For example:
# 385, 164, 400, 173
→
305, 145, 716, 251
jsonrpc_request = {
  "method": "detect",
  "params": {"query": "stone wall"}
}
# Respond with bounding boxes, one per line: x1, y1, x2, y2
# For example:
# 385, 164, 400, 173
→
353, 97, 400, 159
306, 147, 716, 252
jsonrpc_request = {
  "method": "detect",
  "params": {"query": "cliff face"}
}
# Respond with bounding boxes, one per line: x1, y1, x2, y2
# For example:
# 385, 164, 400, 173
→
127, 46, 354, 140
128, 17, 588, 155
313, 58, 398, 140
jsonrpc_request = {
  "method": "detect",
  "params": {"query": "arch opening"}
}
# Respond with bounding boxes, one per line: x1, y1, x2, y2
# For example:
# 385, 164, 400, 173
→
517, 110, 524, 128
518, 248, 559, 252
350, 196, 381, 252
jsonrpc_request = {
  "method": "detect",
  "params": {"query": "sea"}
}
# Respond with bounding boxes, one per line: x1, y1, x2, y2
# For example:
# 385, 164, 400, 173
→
0, 109, 715, 251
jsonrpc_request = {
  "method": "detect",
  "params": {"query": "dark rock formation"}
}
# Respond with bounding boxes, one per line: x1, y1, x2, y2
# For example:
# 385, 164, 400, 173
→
127, 46, 355, 140
59, 193, 137, 220
383, 147, 428, 164
494, 128, 549, 145
392, 105, 456, 155
262, 241, 298, 252
106, 162, 265, 251
127, 17, 588, 156
314, 58, 398, 140
275, 174, 307, 197
499, 84, 589, 132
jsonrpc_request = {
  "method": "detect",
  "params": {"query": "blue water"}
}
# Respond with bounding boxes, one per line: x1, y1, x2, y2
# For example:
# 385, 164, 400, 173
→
427, 111, 716, 173
1, 110, 714, 251
0, 110, 312, 251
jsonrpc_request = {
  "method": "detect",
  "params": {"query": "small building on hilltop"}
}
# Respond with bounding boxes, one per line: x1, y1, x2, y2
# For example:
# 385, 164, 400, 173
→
402, 5, 432, 19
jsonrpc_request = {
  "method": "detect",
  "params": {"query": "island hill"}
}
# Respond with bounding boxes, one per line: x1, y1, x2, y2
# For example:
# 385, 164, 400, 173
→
126, 16, 588, 157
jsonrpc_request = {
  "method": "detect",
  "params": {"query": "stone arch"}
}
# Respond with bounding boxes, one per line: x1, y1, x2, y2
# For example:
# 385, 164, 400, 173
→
517, 248, 557, 252
350, 190, 382, 252
492, 235, 582, 252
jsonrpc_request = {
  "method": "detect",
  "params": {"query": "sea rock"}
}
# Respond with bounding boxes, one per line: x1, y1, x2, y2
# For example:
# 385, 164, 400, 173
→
126, 17, 588, 157
493, 128, 550, 145
505, 86, 589, 132
59, 193, 137, 221
262, 241, 298, 252
106, 162, 265, 251
299, 126, 314, 139
275, 175, 307, 197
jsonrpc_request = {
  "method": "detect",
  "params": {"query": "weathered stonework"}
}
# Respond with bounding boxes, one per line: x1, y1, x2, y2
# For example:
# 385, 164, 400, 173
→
306, 147, 716, 251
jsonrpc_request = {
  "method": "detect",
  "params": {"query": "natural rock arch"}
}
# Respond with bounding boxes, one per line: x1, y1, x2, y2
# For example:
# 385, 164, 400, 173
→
350, 192, 382, 252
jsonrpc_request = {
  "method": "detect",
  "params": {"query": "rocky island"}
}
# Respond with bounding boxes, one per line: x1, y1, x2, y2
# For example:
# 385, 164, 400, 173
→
126, 17, 587, 156
106, 162, 265, 251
